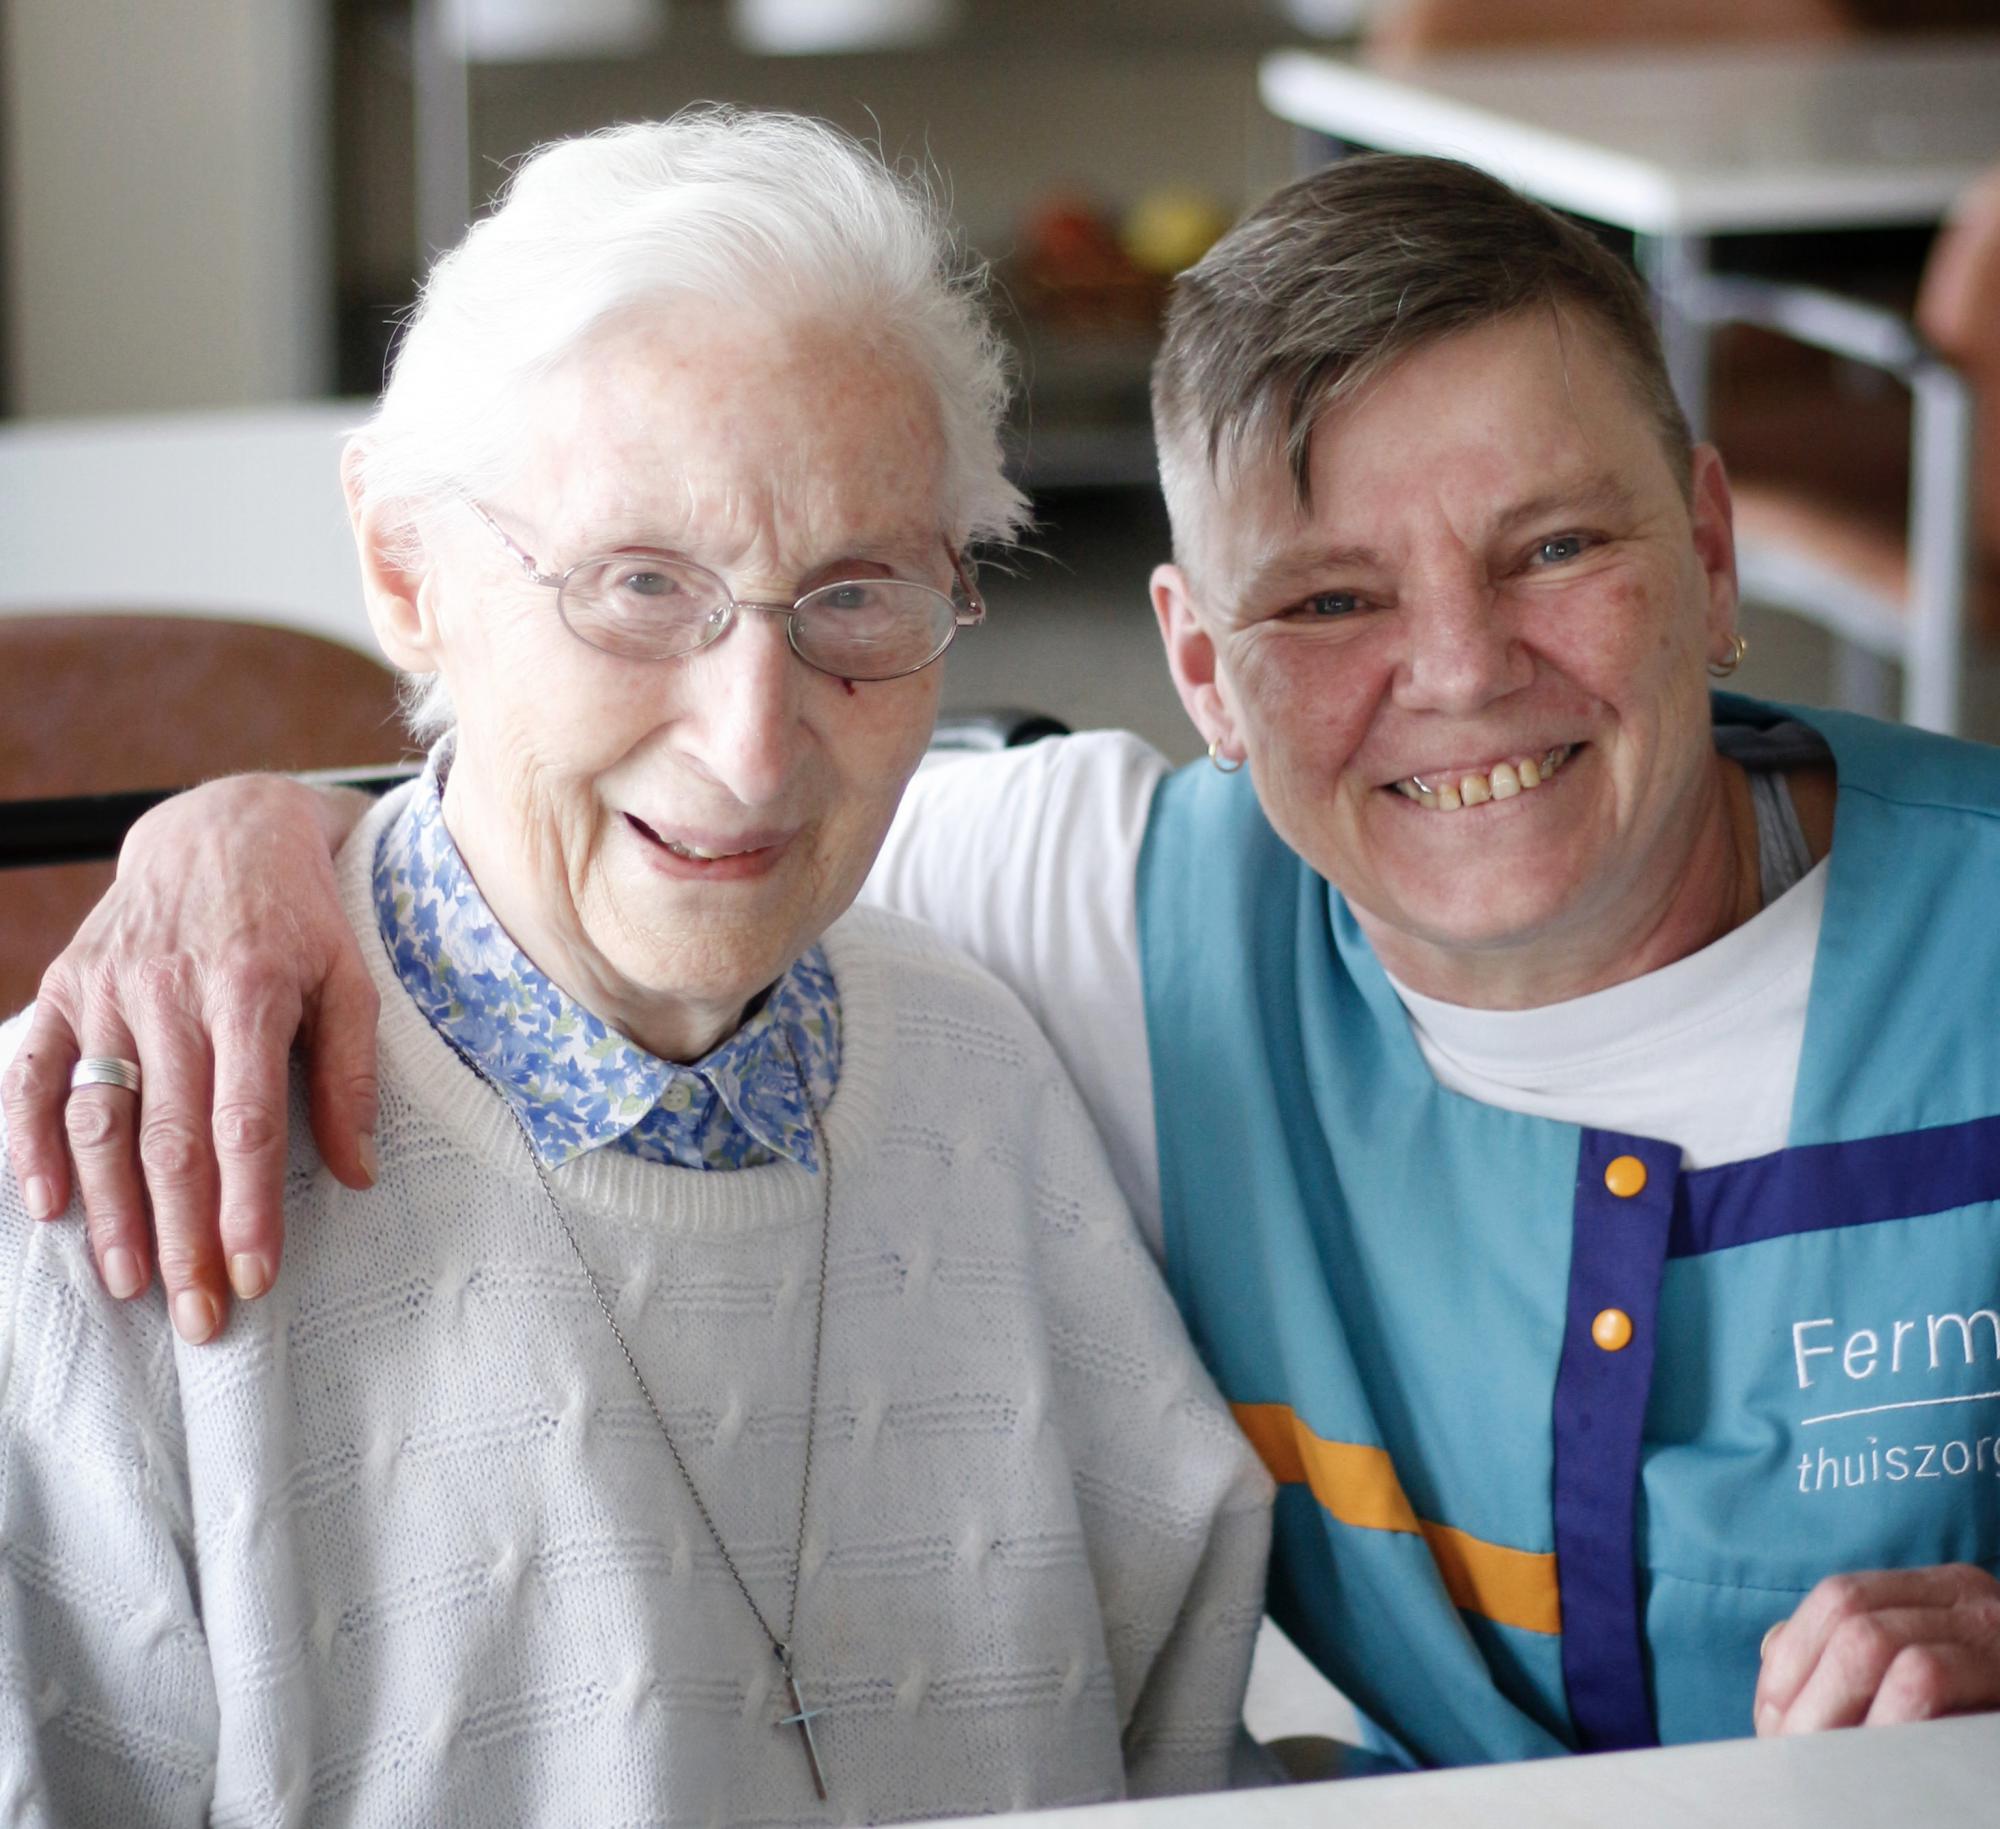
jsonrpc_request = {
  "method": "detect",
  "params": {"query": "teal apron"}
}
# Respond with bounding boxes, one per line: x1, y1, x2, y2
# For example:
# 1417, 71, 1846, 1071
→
1137, 695, 2000, 1766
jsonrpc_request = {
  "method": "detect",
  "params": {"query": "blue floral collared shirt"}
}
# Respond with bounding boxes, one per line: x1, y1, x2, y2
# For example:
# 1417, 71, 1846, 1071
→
371, 749, 839, 1174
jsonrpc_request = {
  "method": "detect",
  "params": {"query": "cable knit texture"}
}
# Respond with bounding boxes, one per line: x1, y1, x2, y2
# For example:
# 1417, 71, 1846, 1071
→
0, 782, 1272, 1827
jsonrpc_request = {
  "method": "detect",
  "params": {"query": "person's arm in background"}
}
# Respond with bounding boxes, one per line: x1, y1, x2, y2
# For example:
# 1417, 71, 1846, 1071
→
0, 777, 376, 1340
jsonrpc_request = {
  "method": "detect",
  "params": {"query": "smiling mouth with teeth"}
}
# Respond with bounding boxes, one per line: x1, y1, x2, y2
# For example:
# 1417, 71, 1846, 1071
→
624, 813, 763, 862
1393, 744, 1576, 811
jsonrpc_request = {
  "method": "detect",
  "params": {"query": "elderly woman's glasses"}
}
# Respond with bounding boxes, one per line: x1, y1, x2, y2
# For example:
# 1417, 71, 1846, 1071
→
468, 503, 984, 682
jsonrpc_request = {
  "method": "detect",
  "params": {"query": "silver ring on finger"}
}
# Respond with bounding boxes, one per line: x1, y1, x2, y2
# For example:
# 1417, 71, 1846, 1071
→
70, 1057, 142, 1096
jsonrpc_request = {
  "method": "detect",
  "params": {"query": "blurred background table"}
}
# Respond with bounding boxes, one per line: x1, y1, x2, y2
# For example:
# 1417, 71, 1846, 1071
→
1260, 35, 2000, 423
1259, 35, 2000, 734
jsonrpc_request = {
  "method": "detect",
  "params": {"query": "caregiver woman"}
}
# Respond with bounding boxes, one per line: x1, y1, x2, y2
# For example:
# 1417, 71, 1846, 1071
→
0, 112, 1270, 1821
14, 154, 2000, 1763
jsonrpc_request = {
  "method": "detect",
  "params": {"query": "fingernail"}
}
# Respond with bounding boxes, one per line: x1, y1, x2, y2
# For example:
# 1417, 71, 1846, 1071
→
358, 1130, 379, 1186
24, 1176, 55, 1221
103, 1247, 144, 1300
1760, 1622, 1784, 1660
229, 1253, 270, 1301
172, 1288, 219, 1345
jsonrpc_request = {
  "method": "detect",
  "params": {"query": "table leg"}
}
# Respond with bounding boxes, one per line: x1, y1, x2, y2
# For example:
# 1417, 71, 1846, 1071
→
1834, 645, 1897, 722
1295, 125, 1348, 176
1636, 231, 1712, 442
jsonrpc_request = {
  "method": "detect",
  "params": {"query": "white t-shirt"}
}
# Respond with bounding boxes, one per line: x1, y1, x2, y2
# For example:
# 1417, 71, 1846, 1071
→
862, 731, 1829, 1254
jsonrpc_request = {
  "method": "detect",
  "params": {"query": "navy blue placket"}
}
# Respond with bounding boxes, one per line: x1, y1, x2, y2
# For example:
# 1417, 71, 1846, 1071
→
1670, 1114, 2000, 1258
1552, 1129, 1678, 1752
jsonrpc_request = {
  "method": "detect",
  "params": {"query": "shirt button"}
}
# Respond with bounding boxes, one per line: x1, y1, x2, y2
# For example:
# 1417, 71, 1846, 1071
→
1592, 1308, 1635, 1353
659, 1082, 694, 1114
1603, 1155, 1648, 1199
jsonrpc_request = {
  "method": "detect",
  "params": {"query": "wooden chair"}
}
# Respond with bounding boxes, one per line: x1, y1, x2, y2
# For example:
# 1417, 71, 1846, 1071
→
0, 614, 414, 1012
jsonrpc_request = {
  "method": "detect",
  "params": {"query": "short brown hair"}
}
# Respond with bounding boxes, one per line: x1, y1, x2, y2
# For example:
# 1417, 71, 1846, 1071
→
1151, 154, 1691, 559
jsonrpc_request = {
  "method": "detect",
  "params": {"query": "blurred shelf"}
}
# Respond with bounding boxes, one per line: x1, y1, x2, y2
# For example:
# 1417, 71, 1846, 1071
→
344, 0, 1275, 483
1001, 300, 1163, 492
1005, 421, 1160, 493
376, 0, 1302, 73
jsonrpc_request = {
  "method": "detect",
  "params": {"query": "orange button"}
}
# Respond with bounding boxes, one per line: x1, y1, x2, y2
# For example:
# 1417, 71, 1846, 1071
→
1592, 1308, 1635, 1352
1604, 1155, 1648, 1199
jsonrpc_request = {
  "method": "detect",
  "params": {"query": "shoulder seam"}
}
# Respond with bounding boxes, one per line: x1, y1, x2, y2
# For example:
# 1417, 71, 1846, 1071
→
1840, 780, 2000, 821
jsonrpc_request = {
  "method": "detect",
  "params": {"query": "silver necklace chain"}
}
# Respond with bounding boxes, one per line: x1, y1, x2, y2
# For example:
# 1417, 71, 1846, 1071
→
454, 1029, 835, 1799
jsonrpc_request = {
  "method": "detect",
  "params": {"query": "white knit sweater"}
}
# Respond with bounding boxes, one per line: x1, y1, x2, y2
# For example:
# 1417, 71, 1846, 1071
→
0, 786, 1272, 1828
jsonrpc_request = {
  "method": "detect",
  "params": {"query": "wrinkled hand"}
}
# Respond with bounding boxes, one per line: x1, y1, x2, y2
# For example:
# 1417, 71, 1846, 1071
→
1, 776, 377, 1342
1756, 1564, 2000, 1734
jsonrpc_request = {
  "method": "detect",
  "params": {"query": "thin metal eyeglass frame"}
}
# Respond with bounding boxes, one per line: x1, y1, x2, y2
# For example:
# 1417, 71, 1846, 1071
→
466, 500, 985, 681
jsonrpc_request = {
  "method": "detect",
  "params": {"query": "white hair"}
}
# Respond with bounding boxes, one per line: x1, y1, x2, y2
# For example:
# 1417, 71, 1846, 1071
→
348, 106, 1027, 739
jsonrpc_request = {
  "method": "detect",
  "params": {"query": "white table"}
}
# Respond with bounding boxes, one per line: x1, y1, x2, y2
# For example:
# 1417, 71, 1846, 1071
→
1257, 36, 2000, 421
906, 1714, 2000, 1828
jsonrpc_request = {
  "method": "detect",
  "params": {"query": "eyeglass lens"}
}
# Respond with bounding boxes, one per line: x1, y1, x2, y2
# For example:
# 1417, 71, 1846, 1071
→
559, 556, 959, 679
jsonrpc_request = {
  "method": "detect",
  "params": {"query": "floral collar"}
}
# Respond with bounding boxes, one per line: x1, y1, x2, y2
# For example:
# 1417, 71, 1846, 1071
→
371, 747, 839, 1173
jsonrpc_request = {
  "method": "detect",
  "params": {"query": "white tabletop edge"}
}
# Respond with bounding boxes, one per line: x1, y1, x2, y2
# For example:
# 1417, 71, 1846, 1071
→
1260, 51, 1686, 233
1258, 47, 2000, 236
897, 1714, 2000, 1828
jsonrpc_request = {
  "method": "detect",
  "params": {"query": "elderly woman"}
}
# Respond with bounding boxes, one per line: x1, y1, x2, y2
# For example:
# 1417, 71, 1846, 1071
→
0, 112, 1273, 1822
15, 152, 2000, 1769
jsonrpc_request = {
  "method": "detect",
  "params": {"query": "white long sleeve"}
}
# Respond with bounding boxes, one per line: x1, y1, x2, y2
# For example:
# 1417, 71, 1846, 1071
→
864, 731, 1171, 1256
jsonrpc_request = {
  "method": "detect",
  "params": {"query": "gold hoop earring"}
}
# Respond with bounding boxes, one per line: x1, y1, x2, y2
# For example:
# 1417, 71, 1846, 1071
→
1708, 632, 1748, 679
1207, 738, 1244, 775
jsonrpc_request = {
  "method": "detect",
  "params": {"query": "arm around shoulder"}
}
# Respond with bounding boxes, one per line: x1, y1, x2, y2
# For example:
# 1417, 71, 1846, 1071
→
0, 773, 378, 1341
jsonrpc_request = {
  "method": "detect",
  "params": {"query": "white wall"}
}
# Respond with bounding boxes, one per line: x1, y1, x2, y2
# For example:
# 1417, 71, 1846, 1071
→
2, 0, 333, 416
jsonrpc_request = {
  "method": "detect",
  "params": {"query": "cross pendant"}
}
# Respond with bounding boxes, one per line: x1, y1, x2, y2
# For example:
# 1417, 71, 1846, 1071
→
777, 1665, 829, 1801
